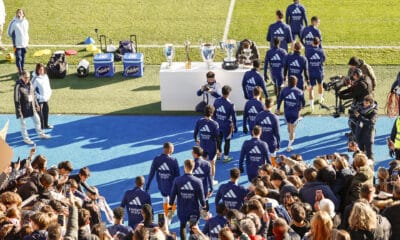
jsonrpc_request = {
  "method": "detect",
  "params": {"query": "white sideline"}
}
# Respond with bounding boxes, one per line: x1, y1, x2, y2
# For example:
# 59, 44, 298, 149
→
222, 0, 236, 42
3, 44, 400, 50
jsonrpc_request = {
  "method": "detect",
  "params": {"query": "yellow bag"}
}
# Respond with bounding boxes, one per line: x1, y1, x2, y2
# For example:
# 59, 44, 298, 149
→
6, 53, 15, 63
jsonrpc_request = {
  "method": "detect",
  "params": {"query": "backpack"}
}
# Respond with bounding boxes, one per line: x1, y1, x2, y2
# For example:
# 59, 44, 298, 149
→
115, 35, 137, 62
47, 52, 68, 79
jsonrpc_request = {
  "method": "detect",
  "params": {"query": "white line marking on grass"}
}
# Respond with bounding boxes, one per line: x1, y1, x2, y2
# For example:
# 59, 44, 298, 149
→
4, 44, 400, 49
222, 0, 236, 41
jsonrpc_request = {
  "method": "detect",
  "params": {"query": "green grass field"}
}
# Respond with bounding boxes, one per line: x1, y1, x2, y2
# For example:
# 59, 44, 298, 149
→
0, 1, 399, 115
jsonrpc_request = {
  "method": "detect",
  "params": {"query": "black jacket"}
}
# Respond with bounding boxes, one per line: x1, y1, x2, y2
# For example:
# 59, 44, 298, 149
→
14, 79, 39, 119
355, 102, 378, 143
339, 76, 372, 103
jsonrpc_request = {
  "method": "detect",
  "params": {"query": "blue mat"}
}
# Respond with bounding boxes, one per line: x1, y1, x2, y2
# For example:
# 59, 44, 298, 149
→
0, 114, 395, 231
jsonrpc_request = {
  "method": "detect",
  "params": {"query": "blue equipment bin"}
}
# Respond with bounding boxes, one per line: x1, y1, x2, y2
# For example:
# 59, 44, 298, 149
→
94, 53, 115, 77
123, 53, 144, 77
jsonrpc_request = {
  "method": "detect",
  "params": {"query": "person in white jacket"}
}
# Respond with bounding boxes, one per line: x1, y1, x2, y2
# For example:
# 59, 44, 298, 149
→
32, 63, 53, 130
0, 0, 6, 50
7, 8, 29, 75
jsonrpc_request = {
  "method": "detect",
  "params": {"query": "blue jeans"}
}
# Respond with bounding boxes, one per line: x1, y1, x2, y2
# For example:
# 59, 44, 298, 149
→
15, 48, 27, 75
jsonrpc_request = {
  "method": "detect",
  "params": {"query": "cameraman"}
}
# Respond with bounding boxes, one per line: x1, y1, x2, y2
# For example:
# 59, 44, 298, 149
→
353, 95, 377, 160
347, 56, 377, 91
339, 68, 373, 138
197, 71, 222, 106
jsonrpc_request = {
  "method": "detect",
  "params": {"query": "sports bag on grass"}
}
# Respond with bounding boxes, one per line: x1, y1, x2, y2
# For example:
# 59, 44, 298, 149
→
47, 51, 68, 79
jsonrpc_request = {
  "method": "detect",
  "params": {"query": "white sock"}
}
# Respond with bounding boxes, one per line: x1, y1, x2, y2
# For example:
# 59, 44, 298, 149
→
288, 139, 294, 147
310, 99, 314, 107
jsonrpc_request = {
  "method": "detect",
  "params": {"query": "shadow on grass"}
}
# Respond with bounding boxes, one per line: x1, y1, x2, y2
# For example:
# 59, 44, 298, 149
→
131, 85, 159, 91
107, 102, 198, 116
0, 72, 19, 82
50, 73, 132, 90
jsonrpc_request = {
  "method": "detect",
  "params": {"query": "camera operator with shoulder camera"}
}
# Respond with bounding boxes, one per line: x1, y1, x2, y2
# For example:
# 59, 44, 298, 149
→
338, 68, 373, 145
353, 95, 378, 160
196, 71, 222, 106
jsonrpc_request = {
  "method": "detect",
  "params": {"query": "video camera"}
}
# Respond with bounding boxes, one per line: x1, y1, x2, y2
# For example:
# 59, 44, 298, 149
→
323, 75, 348, 92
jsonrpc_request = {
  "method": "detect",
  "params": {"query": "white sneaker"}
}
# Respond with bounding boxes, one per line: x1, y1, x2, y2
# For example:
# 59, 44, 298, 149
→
213, 180, 219, 186
310, 104, 315, 112
320, 97, 325, 103
24, 138, 34, 145
39, 133, 51, 139
286, 147, 293, 152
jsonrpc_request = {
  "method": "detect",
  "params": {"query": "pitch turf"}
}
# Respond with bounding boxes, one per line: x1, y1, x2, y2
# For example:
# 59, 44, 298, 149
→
0, 0, 399, 115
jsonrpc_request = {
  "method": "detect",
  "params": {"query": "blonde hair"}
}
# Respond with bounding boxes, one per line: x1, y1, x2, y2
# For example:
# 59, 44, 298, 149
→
353, 153, 368, 169
349, 201, 377, 231
310, 211, 333, 240
313, 157, 328, 170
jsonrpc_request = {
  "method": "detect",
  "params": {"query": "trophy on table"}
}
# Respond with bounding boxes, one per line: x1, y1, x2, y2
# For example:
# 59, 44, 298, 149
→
164, 44, 175, 69
220, 39, 239, 70
200, 42, 216, 70
184, 40, 191, 69
242, 48, 253, 68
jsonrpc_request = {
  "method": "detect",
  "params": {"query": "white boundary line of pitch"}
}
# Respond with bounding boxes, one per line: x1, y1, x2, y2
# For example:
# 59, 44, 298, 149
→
222, 0, 236, 42
3, 44, 400, 49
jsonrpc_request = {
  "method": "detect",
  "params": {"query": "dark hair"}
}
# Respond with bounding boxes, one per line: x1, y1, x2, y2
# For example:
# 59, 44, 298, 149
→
253, 86, 262, 97
265, 98, 274, 108
79, 167, 90, 178
270, 169, 286, 181
113, 207, 125, 219
78, 208, 90, 227
192, 146, 203, 156
57, 161, 73, 172
290, 202, 306, 223
273, 37, 281, 47
363, 95, 374, 105
313, 37, 320, 46
276, 10, 284, 19
135, 176, 145, 187
141, 204, 153, 227
230, 168, 240, 179
311, 16, 319, 22
348, 56, 361, 67
163, 142, 173, 150
222, 85, 232, 96
289, 76, 298, 88
204, 105, 214, 117
40, 174, 54, 188
35, 63, 47, 75
206, 71, 215, 78
253, 59, 260, 69
31, 155, 47, 173
252, 125, 262, 136
47, 224, 61, 240
294, 42, 302, 52
304, 167, 318, 182
216, 203, 228, 215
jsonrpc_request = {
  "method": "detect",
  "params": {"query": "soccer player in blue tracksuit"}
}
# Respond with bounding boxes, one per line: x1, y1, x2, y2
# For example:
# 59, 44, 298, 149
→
243, 86, 264, 135
277, 76, 305, 152
192, 146, 213, 212
264, 37, 288, 97
254, 98, 280, 161
194, 105, 219, 184
202, 203, 228, 240
286, 0, 308, 40
284, 42, 309, 90
215, 168, 249, 210
300, 16, 322, 55
145, 142, 180, 219
169, 159, 206, 240
266, 10, 293, 52
239, 126, 271, 182
305, 37, 326, 111
242, 59, 268, 100
213, 85, 237, 163
120, 176, 151, 229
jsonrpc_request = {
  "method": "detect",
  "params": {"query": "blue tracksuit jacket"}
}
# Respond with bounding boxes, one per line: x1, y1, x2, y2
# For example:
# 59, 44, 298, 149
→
120, 187, 151, 229
305, 46, 325, 81
169, 174, 206, 222
243, 98, 264, 132
239, 137, 271, 181
194, 117, 219, 160
254, 110, 281, 153
277, 86, 305, 118
266, 21, 293, 52
300, 25, 322, 54
284, 51, 309, 89
203, 215, 228, 240
264, 46, 288, 86
145, 153, 180, 196
213, 97, 237, 137
285, 3, 308, 36
215, 181, 249, 210
242, 68, 268, 99
193, 157, 213, 198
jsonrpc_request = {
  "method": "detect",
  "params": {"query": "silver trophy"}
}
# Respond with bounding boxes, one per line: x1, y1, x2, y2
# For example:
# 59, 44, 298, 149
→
164, 44, 175, 69
219, 39, 239, 70
242, 48, 253, 68
200, 43, 216, 70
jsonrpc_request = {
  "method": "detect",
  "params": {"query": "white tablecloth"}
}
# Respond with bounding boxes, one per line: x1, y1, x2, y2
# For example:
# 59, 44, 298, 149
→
160, 62, 249, 111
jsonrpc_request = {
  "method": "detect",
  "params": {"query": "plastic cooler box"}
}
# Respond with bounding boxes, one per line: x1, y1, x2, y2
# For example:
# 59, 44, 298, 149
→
94, 53, 115, 77
123, 53, 144, 77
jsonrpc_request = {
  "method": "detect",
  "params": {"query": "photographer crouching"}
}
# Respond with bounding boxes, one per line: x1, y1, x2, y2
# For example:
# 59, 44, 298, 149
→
338, 68, 374, 157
